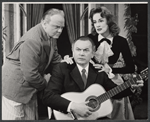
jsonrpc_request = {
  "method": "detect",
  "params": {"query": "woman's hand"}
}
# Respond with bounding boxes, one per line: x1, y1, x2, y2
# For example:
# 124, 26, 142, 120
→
44, 73, 51, 83
92, 63, 104, 72
131, 74, 144, 92
131, 79, 144, 89
61, 55, 73, 64
92, 63, 110, 73
92, 63, 114, 78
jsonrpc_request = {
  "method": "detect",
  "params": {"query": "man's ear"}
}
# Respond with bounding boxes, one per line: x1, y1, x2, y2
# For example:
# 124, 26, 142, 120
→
71, 44, 74, 52
41, 19, 47, 26
93, 46, 96, 52
43, 21, 47, 26
91, 46, 96, 58
91, 53, 94, 58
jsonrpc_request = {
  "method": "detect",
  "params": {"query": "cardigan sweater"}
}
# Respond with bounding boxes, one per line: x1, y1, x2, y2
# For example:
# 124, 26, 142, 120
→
88, 33, 135, 74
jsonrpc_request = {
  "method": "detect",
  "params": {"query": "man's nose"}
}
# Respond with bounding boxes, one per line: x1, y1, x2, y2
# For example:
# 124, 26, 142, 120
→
58, 28, 63, 33
79, 50, 84, 55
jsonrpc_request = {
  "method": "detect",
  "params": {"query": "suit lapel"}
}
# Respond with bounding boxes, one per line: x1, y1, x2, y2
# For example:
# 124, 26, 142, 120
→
45, 38, 54, 70
39, 24, 55, 71
43, 39, 50, 58
70, 63, 98, 91
39, 23, 50, 58
70, 66, 85, 91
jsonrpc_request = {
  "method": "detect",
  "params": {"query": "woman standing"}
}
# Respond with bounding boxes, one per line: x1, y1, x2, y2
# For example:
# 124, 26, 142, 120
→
88, 6, 135, 120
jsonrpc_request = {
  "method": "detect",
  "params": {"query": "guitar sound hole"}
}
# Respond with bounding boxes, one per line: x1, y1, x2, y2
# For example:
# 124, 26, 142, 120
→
88, 99, 98, 108
85, 96, 100, 112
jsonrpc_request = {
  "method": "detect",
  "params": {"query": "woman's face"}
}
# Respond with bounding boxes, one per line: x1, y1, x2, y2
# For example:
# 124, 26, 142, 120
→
93, 13, 109, 37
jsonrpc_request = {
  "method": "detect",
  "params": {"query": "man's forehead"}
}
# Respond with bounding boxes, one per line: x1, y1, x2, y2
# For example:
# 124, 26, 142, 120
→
51, 22, 65, 27
74, 40, 92, 48
50, 14, 65, 26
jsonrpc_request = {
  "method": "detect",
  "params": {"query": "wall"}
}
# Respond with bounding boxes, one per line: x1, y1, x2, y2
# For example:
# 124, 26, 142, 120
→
2, 4, 14, 63
2, 3, 26, 64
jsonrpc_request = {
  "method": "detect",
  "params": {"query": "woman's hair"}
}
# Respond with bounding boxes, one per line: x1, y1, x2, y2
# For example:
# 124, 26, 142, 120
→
89, 6, 120, 37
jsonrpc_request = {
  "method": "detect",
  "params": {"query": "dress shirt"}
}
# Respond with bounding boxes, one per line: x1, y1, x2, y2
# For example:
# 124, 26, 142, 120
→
76, 63, 89, 78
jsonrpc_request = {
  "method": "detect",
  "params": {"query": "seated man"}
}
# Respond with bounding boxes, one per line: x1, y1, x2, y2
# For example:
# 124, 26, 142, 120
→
42, 36, 143, 120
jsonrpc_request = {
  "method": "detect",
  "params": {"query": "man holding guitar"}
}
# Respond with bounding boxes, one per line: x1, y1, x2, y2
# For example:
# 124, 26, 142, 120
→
42, 36, 144, 120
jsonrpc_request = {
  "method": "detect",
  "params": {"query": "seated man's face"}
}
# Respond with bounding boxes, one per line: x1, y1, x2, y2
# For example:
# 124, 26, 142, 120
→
72, 40, 94, 67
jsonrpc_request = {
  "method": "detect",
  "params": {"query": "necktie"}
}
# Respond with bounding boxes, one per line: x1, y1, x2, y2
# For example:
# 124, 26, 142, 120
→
81, 69, 87, 88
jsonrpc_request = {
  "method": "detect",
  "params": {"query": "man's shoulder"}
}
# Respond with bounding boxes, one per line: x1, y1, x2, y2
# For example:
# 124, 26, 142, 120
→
59, 62, 68, 67
114, 35, 127, 42
59, 62, 76, 70
19, 24, 43, 47
20, 24, 42, 41
89, 63, 108, 76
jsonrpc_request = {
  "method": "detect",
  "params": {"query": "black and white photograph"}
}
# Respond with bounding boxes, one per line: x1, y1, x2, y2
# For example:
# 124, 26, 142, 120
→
2, 2, 148, 120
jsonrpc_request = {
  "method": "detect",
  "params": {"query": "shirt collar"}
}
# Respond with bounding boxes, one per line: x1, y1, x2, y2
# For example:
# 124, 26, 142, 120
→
76, 63, 89, 76
98, 34, 113, 44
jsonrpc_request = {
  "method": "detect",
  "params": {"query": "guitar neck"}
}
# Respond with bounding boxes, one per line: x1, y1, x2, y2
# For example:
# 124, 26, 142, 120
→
97, 74, 142, 103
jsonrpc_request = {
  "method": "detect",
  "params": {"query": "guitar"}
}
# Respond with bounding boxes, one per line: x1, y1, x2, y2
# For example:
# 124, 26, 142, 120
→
53, 68, 148, 120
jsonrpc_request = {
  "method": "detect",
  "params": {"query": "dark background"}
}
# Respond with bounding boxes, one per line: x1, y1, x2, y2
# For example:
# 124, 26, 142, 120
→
44, 4, 71, 58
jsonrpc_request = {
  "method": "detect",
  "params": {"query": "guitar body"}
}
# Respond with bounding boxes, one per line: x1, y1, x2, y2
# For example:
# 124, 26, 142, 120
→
53, 84, 113, 120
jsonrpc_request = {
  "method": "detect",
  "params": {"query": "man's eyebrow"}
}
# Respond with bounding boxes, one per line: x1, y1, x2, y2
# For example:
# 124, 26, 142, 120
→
76, 47, 89, 50
52, 23, 64, 27
84, 48, 89, 50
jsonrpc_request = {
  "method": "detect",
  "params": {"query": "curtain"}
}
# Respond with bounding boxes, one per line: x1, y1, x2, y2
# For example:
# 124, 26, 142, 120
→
27, 4, 45, 30
63, 4, 80, 44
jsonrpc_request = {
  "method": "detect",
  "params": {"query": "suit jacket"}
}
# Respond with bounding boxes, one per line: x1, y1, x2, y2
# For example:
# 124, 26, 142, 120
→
2, 23, 62, 104
88, 33, 135, 74
42, 61, 133, 113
